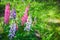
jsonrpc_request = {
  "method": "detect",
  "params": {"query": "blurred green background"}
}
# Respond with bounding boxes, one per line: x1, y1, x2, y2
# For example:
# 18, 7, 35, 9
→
0, 0, 60, 40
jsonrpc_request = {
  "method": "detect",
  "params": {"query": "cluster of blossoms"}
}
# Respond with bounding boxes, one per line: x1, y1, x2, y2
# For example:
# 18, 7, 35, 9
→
4, 3, 17, 40
8, 22, 18, 40
4, 3, 33, 39
4, 3, 10, 24
4, 3, 16, 24
24, 15, 32, 31
10, 8, 16, 19
21, 5, 30, 25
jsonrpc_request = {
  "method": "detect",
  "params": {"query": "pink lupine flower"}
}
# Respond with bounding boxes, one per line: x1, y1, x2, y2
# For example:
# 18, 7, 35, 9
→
4, 3, 10, 24
21, 5, 30, 26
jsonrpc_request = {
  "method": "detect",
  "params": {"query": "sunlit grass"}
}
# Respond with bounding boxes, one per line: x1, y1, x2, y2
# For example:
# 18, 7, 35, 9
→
0, 0, 60, 40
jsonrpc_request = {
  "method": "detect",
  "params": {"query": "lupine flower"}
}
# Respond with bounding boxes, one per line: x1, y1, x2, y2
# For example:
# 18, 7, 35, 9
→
4, 3, 10, 24
21, 5, 30, 26
8, 22, 17, 40
24, 15, 32, 31
10, 8, 16, 19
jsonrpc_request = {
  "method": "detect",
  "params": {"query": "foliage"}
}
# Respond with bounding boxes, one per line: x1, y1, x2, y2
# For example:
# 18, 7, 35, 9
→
0, 0, 60, 40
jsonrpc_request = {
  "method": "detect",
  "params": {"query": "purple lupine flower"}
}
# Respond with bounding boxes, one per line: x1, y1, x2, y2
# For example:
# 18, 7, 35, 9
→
24, 14, 32, 31
10, 8, 16, 19
8, 22, 17, 40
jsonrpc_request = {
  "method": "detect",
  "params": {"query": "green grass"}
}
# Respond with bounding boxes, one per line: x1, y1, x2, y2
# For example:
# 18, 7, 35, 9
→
0, 0, 60, 40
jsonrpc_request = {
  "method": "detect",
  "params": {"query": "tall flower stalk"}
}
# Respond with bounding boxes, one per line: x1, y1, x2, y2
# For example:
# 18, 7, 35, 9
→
8, 22, 18, 40
4, 3, 10, 24
21, 5, 30, 26
24, 14, 32, 31
10, 8, 16, 19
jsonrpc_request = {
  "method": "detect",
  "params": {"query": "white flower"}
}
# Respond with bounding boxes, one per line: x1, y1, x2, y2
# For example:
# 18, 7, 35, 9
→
24, 15, 32, 31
